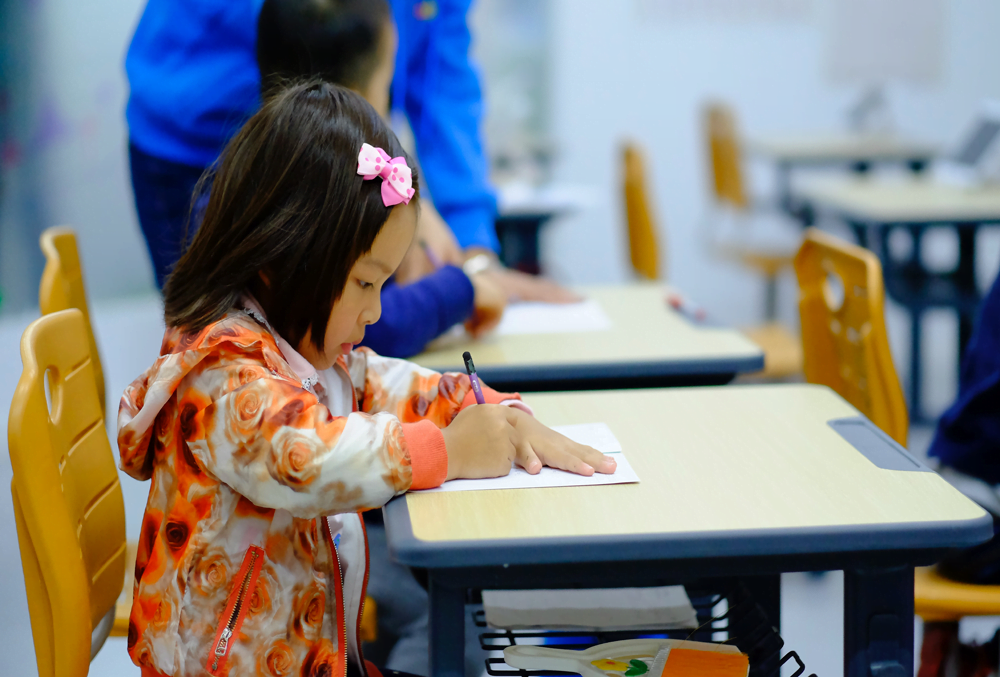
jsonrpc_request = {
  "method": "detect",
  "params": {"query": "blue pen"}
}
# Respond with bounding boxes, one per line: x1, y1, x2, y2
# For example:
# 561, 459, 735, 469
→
463, 351, 486, 404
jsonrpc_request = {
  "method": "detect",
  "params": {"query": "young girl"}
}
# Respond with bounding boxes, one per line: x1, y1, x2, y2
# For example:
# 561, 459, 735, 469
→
118, 81, 615, 677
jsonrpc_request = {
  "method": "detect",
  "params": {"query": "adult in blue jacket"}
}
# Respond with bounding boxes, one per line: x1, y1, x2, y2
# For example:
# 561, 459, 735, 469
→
126, 0, 570, 357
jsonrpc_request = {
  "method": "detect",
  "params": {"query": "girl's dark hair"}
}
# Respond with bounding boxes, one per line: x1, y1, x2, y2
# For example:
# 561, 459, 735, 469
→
257, 0, 391, 97
163, 80, 418, 352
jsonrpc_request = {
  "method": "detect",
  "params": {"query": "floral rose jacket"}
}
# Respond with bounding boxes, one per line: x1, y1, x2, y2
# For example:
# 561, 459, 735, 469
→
118, 305, 520, 677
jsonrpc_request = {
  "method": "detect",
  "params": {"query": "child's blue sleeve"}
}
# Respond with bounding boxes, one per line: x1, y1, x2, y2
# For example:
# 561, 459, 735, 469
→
359, 265, 475, 358
393, 0, 499, 253
928, 271, 1000, 482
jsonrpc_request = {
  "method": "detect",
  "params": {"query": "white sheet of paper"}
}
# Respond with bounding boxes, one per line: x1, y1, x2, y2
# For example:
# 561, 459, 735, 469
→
494, 299, 612, 336
482, 586, 698, 630
418, 423, 639, 493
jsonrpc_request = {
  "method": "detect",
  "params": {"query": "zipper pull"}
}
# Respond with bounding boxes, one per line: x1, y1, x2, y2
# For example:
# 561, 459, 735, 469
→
215, 627, 232, 656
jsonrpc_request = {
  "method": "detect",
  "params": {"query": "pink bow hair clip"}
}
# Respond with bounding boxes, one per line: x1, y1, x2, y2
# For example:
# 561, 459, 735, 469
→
357, 143, 415, 207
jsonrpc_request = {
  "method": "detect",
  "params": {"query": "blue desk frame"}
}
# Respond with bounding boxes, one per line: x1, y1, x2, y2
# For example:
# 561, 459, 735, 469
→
384, 414, 991, 677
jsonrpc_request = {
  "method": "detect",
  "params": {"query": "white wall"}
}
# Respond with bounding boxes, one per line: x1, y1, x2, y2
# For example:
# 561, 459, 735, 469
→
539, 0, 1000, 413
0, 0, 152, 315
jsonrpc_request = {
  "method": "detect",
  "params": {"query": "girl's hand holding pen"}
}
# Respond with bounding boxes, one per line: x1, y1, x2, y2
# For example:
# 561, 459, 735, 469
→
441, 405, 618, 481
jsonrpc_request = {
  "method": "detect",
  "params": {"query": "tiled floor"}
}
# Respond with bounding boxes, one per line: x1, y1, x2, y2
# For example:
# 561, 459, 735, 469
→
0, 294, 996, 676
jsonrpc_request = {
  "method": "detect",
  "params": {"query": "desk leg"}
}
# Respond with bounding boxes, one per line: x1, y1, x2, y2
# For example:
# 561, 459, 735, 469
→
739, 574, 781, 634
429, 576, 465, 677
909, 308, 924, 422
956, 224, 979, 365
843, 566, 914, 677
849, 221, 870, 249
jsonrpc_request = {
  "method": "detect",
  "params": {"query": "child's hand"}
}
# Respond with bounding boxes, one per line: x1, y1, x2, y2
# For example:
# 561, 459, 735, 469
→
441, 405, 616, 481
465, 271, 507, 338
507, 408, 617, 476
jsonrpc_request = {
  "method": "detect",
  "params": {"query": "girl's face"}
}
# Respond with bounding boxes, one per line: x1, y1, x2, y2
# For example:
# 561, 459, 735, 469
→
297, 202, 417, 370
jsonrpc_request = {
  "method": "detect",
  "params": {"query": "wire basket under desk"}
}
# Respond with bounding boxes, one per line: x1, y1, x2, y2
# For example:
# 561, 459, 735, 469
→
473, 585, 817, 677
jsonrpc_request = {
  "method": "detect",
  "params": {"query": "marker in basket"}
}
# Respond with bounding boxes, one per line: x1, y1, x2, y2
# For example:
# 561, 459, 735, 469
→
463, 351, 486, 404
666, 291, 707, 323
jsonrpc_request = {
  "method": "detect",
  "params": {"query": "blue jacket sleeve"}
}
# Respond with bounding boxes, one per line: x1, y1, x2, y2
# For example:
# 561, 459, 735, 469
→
394, 0, 499, 252
359, 265, 475, 358
928, 271, 1000, 482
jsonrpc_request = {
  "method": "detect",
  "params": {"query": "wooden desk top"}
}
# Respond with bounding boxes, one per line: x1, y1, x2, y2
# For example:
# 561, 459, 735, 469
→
796, 177, 1000, 224
411, 285, 764, 388
385, 385, 989, 567
746, 133, 937, 164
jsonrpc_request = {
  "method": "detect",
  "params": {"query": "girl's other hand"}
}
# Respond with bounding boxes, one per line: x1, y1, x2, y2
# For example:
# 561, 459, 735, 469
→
493, 268, 583, 304
441, 406, 616, 481
465, 271, 507, 338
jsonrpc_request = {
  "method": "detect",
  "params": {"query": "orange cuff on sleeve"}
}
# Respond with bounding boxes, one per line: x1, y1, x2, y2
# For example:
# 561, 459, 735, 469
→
402, 420, 448, 490
460, 385, 521, 410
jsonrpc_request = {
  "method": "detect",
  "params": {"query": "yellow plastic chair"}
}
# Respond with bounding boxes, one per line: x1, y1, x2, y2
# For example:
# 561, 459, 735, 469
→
793, 228, 908, 446
39, 227, 105, 412
702, 105, 803, 378
622, 144, 662, 280
623, 141, 799, 377
9, 309, 128, 677
703, 103, 800, 320
794, 232, 1000, 643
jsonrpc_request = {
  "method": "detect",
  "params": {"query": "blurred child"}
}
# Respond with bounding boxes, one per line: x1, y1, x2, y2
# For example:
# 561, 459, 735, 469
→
918, 271, 1000, 677
118, 82, 615, 677
256, 0, 575, 360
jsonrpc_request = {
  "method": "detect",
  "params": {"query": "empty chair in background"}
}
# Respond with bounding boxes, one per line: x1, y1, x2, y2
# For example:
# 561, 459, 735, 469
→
622, 141, 800, 378
702, 103, 804, 378
8, 309, 128, 677
793, 228, 908, 446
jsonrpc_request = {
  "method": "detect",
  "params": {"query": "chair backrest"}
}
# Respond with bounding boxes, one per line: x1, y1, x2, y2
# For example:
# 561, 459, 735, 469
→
39, 227, 105, 412
704, 103, 749, 210
622, 143, 662, 280
794, 229, 909, 446
8, 309, 126, 677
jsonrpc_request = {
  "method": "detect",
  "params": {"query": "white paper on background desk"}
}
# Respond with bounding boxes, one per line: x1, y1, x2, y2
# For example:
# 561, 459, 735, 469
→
418, 423, 639, 493
494, 299, 612, 336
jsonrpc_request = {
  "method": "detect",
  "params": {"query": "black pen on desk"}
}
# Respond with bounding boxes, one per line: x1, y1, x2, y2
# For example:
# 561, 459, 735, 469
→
462, 351, 486, 404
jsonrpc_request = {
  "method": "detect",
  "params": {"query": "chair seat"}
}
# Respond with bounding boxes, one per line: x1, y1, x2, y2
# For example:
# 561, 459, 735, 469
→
915, 566, 1000, 621
716, 243, 796, 277
741, 322, 803, 379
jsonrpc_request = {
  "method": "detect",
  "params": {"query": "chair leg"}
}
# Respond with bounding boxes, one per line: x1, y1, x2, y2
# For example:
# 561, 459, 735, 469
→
764, 274, 779, 322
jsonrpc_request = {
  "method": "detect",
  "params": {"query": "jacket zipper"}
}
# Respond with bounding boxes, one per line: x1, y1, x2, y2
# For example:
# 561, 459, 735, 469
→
207, 546, 263, 675
326, 517, 349, 677
356, 517, 371, 677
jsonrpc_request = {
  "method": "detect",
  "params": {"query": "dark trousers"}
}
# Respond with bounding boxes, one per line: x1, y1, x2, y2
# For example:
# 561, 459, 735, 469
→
128, 143, 207, 289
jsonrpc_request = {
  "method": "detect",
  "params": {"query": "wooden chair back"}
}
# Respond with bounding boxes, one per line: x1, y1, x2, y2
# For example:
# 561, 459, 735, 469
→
704, 103, 749, 210
39, 227, 105, 412
622, 143, 662, 280
794, 229, 908, 446
8, 309, 127, 677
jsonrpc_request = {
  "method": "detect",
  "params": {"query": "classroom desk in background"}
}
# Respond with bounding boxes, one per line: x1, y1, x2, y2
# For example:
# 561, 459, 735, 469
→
383, 384, 990, 677
494, 183, 592, 275
411, 284, 764, 391
795, 177, 1000, 421
746, 133, 937, 220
